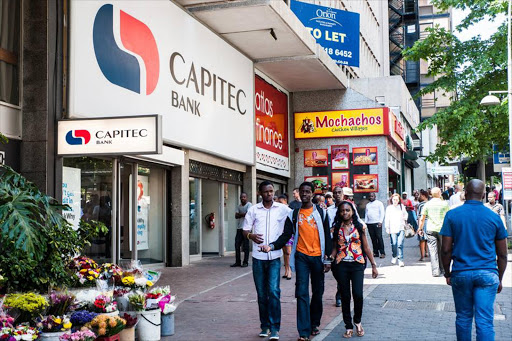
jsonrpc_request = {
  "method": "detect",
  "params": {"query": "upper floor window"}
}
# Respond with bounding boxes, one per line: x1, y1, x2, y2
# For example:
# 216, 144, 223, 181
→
0, 0, 20, 106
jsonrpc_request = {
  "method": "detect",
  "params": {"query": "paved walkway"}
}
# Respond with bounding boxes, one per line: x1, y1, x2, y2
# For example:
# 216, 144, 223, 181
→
158, 236, 512, 340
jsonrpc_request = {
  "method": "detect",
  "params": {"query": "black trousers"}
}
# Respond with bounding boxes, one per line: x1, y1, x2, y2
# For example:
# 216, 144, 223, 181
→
332, 261, 365, 330
235, 229, 249, 264
367, 223, 385, 256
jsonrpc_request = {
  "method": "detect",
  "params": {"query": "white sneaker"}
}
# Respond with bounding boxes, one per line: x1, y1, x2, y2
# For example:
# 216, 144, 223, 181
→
391, 257, 397, 264
398, 260, 404, 267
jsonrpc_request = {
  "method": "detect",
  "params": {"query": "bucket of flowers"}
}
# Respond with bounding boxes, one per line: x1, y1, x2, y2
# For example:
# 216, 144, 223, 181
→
127, 292, 145, 312
46, 292, 76, 317
68, 256, 100, 287
0, 312, 14, 328
118, 313, 137, 341
11, 324, 39, 340
91, 295, 117, 317
89, 315, 126, 341
58, 329, 96, 341
99, 264, 123, 285
112, 288, 131, 312
35, 315, 72, 341
3, 293, 48, 324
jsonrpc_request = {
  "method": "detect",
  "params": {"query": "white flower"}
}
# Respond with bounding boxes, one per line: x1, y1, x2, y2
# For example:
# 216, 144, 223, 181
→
21, 335, 33, 341
135, 277, 147, 287
162, 303, 176, 314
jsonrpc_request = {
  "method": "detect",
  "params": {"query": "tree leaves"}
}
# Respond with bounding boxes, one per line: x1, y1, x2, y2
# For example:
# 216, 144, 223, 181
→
403, 0, 508, 163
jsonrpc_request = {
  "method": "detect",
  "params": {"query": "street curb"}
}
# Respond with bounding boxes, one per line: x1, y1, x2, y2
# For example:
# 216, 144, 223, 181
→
313, 283, 379, 341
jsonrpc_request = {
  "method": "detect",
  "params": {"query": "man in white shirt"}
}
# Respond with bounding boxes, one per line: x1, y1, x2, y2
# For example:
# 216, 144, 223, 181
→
449, 184, 463, 207
365, 192, 386, 258
243, 180, 291, 340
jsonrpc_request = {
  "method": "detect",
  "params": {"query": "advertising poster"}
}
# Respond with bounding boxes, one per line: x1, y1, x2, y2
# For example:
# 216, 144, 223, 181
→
255, 75, 289, 175
136, 176, 150, 250
353, 147, 378, 165
295, 108, 386, 139
62, 166, 82, 230
331, 145, 349, 169
290, 0, 360, 67
353, 174, 379, 193
332, 172, 350, 189
304, 149, 328, 167
304, 176, 329, 194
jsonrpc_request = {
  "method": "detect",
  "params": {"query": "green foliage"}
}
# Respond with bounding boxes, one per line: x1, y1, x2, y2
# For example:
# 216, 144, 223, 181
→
403, 0, 509, 163
0, 133, 7, 145
0, 165, 107, 292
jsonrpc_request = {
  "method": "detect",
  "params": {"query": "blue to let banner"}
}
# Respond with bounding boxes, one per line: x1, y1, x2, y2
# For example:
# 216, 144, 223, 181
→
291, 0, 360, 67
493, 144, 510, 165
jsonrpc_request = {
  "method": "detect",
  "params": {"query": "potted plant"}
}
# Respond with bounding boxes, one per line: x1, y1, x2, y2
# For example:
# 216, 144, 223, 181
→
3, 293, 48, 324
58, 329, 96, 341
118, 314, 137, 341
35, 315, 72, 341
89, 315, 126, 341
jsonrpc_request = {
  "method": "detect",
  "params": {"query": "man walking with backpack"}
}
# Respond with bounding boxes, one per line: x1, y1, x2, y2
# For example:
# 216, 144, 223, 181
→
262, 181, 332, 341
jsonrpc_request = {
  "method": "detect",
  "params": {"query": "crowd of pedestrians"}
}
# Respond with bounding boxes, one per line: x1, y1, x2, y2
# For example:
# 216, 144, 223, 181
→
231, 180, 508, 341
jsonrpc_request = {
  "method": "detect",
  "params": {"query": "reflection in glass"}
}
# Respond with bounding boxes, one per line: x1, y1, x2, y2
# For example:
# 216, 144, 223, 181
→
189, 178, 200, 255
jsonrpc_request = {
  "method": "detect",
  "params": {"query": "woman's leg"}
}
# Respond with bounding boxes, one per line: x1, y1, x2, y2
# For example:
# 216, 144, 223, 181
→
419, 240, 426, 260
397, 230, 405, 260
338, 263, 354, 330
351, 263, 365, 325
390, 233, 398, 258
283, 245, 291, 277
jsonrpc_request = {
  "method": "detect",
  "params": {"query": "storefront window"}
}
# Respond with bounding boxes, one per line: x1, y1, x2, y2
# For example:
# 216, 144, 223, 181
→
223, 183, 238, 252
0, 0, 20, 106
63, 157, 113, 263
189, 178, 200, 255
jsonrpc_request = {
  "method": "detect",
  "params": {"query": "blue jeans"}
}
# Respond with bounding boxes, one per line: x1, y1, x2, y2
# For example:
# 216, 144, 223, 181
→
451, 270, 500, 341
389, 230, 404, 260
295, 251, 325, 337
252, 257, 281, 332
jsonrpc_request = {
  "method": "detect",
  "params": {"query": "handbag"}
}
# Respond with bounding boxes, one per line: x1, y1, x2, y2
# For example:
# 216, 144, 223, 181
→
404, 223, 416, 238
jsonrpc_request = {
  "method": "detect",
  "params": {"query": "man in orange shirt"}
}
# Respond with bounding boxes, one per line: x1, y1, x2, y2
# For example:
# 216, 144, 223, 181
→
265, 181, 331, 340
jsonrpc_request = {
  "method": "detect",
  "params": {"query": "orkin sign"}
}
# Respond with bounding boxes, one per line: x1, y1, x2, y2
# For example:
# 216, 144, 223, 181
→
255, 76, 289, 175
294, 108, 387, 139
69, 1, 254, 164
57, 115, 162, 156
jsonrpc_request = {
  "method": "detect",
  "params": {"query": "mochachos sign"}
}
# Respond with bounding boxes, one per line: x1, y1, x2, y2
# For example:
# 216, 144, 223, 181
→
57, 115, 162, 156
291, 0, 360, 67
69, 1, 254, 164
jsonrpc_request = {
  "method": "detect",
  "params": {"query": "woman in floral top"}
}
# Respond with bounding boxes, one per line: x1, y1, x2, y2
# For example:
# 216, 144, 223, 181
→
330, 201, 378, 338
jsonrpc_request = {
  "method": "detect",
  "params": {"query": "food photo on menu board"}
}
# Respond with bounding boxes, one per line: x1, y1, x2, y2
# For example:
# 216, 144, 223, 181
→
352, 147, 378, 165
353, 174, 378, 193
331, 172, 350, 189
304, 176, 329, 194
331, 145, 349, 169
304, 149, 328, 167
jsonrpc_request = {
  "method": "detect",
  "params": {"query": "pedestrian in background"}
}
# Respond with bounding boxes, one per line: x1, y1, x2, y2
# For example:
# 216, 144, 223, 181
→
243, 181, 291, 340
289, 188, 302, 210
416, 189, 429, 261
449, 184, 463, 207
327, 186, 345, 308
232, 192, 252, 267
325, 192, 334, 207
441, 179, 508, 341
331, 201, 378, 338
385, 193, 408, 267
418, 187, 449, 277
484, 191, 507, 228
364, 192, 386, 259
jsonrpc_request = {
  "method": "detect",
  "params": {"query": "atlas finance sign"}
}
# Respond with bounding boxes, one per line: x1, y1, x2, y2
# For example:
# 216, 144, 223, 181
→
255, 76, 289, 174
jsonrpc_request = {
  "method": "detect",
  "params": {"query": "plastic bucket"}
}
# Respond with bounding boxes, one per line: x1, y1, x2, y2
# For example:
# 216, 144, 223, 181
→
38, 331, 70, 341
118, 326, 135, 341
136, 310, 161, 341
161, 313, 175, 336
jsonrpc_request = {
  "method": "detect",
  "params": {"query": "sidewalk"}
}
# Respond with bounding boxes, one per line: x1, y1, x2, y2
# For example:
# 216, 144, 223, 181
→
158, 236, 512, 340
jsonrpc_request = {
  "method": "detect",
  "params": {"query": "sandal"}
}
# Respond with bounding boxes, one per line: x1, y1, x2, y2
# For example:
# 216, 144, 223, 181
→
311, 326, 320, 335
355, 323, 364, 337
343, 330, 353, 338
297, 337, 310, 341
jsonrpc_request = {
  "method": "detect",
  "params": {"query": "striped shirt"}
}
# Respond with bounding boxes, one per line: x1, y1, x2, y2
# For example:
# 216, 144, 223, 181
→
421, 198, 449, 233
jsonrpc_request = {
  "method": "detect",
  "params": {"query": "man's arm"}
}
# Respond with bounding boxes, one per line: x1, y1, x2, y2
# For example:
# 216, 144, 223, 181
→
418, 214, 426, 235
441, 235, 453, 285
268, 216, 293, 251
379, 201, 385, 225
496, 238, 508, 293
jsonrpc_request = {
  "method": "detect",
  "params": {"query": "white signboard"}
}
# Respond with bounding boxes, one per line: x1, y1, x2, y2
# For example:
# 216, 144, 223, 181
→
58, 116, 162, 156
69, 1, 254, 164
62, 166, 82, 230
428, 166, 459, 175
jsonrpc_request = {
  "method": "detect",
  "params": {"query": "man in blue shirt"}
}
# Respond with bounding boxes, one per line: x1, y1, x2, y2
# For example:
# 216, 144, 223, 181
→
440, 179, 508, 341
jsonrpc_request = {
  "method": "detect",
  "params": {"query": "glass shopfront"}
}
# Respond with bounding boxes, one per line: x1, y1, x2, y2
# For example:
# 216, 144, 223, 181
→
63, 157, 167, 265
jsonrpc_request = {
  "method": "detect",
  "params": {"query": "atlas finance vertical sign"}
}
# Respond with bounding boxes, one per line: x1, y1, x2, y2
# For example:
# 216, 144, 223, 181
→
255, 76, 289, 176
69, 1, 254, 164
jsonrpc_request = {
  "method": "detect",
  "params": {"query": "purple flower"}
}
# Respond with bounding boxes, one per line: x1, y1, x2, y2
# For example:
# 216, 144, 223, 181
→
70, 311, 97, 326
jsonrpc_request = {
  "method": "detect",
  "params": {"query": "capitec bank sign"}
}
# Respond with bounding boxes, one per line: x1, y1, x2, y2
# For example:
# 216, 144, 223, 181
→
57, 116, 162, 156
291, 0, 360, 67
68, 1, 254, 164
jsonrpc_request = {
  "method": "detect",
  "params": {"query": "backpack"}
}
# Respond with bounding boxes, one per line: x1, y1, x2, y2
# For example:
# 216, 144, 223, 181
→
291, 204, 325, 234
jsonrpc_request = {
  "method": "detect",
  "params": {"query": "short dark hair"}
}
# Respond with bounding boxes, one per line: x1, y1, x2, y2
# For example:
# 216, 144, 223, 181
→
325, 193, 332, 199
299, 181, 315, 192
259, 180, 274, 193
278, 194, 287, 201
293, 188, 299, 192
240, 192, 247, 196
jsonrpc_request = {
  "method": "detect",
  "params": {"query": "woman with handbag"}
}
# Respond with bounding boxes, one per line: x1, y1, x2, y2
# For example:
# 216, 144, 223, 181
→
385, 193, 408, 267
330, 201, 378, 338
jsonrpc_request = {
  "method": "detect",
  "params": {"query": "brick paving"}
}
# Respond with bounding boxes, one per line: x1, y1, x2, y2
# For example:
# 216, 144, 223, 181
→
157, 236, 512, 341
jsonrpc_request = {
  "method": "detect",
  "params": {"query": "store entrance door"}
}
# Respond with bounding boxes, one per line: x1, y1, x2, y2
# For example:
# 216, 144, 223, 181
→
201, 179, 221, 255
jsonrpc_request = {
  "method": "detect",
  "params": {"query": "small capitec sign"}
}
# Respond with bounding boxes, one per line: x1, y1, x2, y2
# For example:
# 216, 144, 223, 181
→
57, 115, 162, 156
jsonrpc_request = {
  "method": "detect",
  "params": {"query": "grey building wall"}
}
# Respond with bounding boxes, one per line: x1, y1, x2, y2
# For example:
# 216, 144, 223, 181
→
291, 88, 390, 206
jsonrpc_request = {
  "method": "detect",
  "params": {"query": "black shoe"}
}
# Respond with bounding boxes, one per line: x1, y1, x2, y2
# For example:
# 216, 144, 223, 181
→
336, 299, 341, 307
241, 263, 249, 267
230, 263, 241, 267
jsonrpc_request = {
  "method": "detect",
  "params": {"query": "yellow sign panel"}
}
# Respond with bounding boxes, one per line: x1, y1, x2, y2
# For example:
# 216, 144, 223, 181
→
294, 108, 386, 139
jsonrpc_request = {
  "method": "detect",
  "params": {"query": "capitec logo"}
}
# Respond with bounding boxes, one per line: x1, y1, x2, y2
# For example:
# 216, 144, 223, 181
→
93, 4, 159, 95
66, 130, 91, 145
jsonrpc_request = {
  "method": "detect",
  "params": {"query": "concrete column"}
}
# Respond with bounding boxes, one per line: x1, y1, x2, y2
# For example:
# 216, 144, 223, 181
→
170, 150, 190, 266
243, 165, 257, 204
